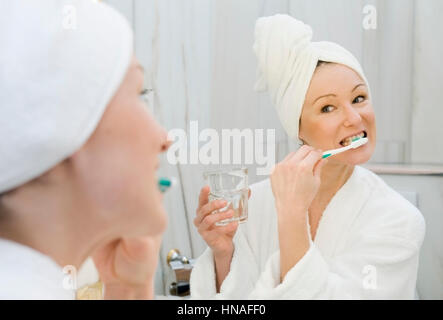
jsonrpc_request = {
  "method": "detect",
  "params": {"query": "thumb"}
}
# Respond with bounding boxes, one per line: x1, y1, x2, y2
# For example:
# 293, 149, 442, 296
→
314, 158, 328, 179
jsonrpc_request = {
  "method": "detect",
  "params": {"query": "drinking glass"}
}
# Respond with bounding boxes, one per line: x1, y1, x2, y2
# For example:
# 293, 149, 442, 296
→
203, 167, 248, 226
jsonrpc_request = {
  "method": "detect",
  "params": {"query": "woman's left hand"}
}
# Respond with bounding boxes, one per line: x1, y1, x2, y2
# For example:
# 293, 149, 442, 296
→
92, 235, 162, 299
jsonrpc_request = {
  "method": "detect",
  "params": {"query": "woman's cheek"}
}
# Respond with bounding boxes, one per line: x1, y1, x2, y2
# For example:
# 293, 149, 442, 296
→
362, 106, 376, 138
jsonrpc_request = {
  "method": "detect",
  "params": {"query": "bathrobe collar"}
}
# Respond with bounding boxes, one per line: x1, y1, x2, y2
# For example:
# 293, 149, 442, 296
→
312, 166, 372, 258
0, 238, 75, 299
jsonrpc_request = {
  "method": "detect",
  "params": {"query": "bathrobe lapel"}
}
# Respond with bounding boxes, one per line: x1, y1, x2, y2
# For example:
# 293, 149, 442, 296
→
313, 166, 373, 259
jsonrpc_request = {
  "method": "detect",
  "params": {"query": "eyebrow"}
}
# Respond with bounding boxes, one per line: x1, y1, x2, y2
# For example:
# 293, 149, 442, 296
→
313, 93, 336, 104
352, 83, 366, 92
312, 83, 367, 104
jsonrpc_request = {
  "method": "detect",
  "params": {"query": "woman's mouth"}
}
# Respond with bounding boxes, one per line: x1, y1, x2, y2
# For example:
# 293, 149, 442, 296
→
339, 131, 367, 147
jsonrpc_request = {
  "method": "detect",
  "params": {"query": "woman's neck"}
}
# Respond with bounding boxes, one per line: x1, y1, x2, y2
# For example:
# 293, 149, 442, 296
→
0, 184, 113, 270
314, 162, 355, 207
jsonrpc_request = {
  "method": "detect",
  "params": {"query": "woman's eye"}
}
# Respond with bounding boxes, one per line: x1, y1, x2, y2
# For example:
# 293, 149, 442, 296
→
140, 88, 149, 97
321, 105, 334, 113
139, 88, 153, 102
353, 95, 365, 104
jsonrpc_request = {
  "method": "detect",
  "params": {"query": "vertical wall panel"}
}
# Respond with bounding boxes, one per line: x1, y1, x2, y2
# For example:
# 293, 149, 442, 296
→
365, 0, 415, 164
289, 0, 364, 60
134, 0, 217, 294
411, 0, 443, 164
210, 0, 290, 187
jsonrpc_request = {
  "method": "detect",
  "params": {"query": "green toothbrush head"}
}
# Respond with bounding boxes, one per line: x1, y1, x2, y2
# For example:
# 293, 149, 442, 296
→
158, 177, 176, 193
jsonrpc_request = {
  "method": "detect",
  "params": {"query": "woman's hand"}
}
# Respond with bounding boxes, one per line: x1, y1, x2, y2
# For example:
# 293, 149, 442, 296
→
194, 186, 245, 257
270, 145, 327, 219
92, 235, 162, 299
271, 145, 327, 281
194, 185, 251, 291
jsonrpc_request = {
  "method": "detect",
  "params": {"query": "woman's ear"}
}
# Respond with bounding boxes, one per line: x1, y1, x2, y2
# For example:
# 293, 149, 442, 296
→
298, 115, 305, 145
298, 123, 306, 146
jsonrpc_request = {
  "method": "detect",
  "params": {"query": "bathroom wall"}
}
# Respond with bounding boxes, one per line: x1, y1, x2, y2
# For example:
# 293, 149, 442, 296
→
411, 0, 443, 163
103, 0, 443, 297
363, 166, 443, 299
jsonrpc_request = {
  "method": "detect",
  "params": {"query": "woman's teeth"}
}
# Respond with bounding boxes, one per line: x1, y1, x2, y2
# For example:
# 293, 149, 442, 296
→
340, 132, 366, 147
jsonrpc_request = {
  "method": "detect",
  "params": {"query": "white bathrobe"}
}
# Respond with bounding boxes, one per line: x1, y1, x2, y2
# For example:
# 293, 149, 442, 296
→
190, 165, 426, 299
0, 239, 75, 300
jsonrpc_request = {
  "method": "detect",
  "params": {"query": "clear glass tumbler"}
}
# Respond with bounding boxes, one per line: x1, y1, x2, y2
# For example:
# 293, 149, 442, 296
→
203, 167, 248, 226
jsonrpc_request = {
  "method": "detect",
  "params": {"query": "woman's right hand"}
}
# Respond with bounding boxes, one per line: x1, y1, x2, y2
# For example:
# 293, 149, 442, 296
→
194, 185, 239, 257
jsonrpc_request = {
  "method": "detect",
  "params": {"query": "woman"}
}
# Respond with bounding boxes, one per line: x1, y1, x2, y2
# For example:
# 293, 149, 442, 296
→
190, 14, 425, 299
0, 1, 169, 299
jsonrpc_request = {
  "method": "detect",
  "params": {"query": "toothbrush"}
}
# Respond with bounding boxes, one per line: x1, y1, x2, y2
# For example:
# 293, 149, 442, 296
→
322, 137, 369, 159
158, 177, 177, 193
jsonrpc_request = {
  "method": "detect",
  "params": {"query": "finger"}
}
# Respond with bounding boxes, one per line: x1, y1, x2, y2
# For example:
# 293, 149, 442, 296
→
197, 185, 210, 210
289, 145, 315, 163
281, 145, 312, 166
270, 163, 277, 175
248, 188, 251, 199
314, 158, 328, 179
195, 199, 228, 226
92, 239, 118, 263
215, 220, 239, 233
121, 237, 158, 261
282, 151, 296, 162
198, 209, 234, 232
299, 149, 323, 173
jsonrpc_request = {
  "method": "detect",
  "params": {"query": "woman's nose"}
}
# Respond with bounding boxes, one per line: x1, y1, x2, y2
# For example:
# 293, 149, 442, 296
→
161, 139, 173, 153
160, 129, 173, 153
343, 104, 362, 127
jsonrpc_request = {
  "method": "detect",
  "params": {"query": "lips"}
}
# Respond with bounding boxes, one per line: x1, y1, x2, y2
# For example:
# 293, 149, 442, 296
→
339, 131, 367, 147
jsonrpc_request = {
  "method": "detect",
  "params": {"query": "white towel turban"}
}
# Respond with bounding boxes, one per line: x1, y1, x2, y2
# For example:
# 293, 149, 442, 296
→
0, 0, 133, 193
253, 14, 370, 144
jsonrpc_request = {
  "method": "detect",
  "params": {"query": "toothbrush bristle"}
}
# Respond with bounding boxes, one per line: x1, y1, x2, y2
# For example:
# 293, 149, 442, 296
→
351, 137, 369, 148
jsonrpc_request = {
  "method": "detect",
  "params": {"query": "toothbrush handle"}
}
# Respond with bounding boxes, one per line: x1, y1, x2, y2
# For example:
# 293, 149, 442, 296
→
322, 146, 351, 159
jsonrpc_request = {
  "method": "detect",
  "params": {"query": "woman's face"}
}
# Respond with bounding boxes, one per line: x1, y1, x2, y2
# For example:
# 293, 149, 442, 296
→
299, 63, 376, 165
73, 55, 170, 238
